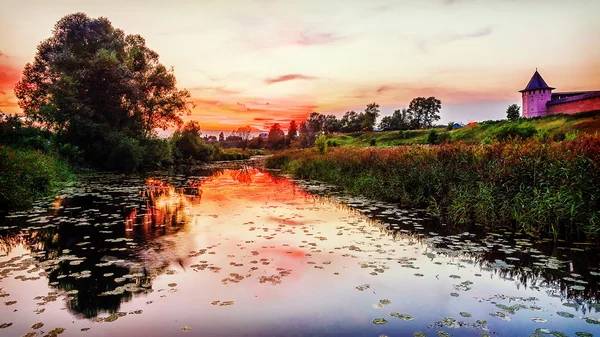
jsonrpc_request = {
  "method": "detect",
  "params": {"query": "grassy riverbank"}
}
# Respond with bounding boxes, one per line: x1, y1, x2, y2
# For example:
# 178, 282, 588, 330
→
266, 135, 600, 241
0, 146, 73, 211
329, 111, 600, 147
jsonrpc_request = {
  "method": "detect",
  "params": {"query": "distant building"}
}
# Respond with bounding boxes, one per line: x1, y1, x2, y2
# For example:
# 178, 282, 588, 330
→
520, 70, 600, 118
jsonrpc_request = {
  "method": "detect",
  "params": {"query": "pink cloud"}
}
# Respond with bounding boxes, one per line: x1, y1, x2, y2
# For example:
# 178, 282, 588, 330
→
294, 32, 345, 46
265, 74, 317, 85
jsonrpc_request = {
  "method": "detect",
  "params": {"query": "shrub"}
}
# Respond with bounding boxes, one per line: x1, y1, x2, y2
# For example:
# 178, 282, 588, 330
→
0, 145, 72, 210
314, 135, 328, 154
447, 122, 454, 131
369, 138, 377, 146
141, 138, 173, 169
493, 122, 537, 141
427, 130, 438, 144
96, 132, 144, 171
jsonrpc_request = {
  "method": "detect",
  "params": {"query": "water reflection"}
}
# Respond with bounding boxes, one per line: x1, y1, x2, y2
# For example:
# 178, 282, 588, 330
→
0, 165, 599, 337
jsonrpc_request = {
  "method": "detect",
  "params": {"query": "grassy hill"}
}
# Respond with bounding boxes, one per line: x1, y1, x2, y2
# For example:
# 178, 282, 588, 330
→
328, 110, 600, 147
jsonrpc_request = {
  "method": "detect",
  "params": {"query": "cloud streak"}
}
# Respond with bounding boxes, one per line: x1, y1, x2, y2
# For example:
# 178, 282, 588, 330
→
449, 27, 493, 41
265, 74, 317, 85
294, 32, 345, 46
415, 26, 493, 53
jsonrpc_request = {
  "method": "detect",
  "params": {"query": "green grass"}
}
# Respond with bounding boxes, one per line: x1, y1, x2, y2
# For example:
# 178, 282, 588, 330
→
0, 146, 74, 211
327, 111, 600, 146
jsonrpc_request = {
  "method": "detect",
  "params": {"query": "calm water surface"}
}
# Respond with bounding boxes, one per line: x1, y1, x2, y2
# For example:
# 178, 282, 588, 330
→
1, 162, 599, 337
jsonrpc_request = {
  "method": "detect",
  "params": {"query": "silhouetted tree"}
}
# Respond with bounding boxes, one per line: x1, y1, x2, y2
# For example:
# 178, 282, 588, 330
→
267, 123, 286, 150
234, 125, 252, 150
218, 132, 225, 142
340, 110, 363, 133
323, 114, 342, 134
287, 120, 298, 146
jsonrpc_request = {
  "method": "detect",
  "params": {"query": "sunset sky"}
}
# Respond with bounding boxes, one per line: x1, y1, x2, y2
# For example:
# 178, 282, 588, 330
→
1, 0, 599, 132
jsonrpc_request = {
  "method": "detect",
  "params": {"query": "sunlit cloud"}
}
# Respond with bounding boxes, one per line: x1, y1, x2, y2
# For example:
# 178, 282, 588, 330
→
265, 74, 318, 85
0, 53, 21, 112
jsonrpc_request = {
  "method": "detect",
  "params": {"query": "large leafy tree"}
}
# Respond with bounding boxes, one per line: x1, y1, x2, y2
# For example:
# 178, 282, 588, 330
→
14, 13, 193, 163
407, 97, 441, 128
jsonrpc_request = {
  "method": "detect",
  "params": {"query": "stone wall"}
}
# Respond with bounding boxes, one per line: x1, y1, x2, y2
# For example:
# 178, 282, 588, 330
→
547, 97, 600, 115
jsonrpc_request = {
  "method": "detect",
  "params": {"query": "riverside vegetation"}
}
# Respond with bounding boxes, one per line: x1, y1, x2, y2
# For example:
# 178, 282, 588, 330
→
266, 134, 600, 242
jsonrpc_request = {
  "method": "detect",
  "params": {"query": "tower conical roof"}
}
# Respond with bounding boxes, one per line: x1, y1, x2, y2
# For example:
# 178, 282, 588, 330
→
519, 70, 555, 92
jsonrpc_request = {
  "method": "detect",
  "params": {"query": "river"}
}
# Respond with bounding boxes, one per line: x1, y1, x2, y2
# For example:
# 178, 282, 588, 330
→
1, 161, 599, 337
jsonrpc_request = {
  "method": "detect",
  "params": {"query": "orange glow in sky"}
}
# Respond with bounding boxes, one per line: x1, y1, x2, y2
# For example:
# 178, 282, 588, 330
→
1, 0, 599, 131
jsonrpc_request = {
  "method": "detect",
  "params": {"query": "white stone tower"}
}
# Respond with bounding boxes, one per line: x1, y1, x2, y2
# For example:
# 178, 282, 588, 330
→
520, 69, 554, 118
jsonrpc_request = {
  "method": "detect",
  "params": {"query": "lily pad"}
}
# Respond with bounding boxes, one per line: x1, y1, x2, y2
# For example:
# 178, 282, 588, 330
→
390, 312, 414, 321
556, 311, 574, 318
31, 322, 44, 329
373, 318, 388, 325
531, 317, 548, 323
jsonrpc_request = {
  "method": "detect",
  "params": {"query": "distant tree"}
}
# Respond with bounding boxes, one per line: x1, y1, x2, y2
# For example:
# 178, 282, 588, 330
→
172, 121, 211, 161
378, 108, 411, 131
340, 110, 362, 132
408, 97, 441, 128
306, 112, 325, 134
234, 125, 252, 150
286, 120, 298, 146
247, 136, 265, 149
378, 116, 395, 131
267, 123, 286, 150
218, 131, 225, 142
361, 102, 380, 131
14, 13, 193, 168
323, 114, 341, 134
296, 121, 316, 148
506, 104, 521, 120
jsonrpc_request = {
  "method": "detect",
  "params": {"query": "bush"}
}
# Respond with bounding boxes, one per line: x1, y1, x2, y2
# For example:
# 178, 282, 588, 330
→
0, 145, 72, 210
314, 135, 328, 154
493, 122, 537, 141
369, 138, 377, 146
447, 122, 454, 131
141, 138, 173, 169
427, 130, 438, 144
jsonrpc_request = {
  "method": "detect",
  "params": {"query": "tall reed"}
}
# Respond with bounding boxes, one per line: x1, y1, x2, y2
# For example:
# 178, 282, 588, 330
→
266, 135, 600, 241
